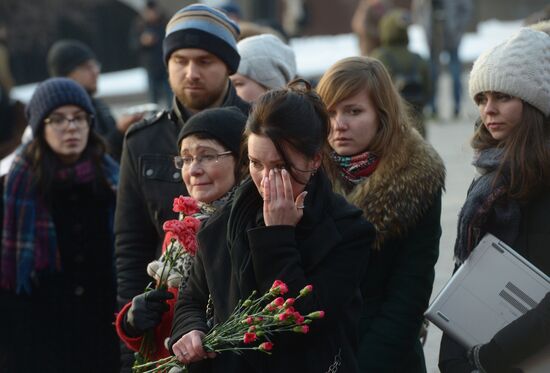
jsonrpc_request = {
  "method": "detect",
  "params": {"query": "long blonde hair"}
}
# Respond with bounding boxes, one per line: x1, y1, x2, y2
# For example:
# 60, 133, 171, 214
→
317, 56, 412, 158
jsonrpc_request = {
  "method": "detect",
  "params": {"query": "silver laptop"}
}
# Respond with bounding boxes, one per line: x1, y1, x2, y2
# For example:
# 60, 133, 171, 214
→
426, 233, 549, 372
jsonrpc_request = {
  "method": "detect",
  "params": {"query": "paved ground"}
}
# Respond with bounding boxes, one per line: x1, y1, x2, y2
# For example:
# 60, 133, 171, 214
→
422, 73, 478, 372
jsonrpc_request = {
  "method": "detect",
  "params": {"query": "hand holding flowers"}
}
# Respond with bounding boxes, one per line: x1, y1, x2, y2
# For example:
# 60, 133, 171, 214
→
132, 196, 202, 370
133, 280, 325, 373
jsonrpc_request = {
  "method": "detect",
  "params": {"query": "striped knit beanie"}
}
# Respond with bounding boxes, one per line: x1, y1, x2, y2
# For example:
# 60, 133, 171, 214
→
163, 3, 241, 74
469, 27, 550, 117
26, 78, 95, 136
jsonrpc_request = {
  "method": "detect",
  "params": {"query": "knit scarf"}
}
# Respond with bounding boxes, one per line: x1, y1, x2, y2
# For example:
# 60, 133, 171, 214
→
454, 148, 521, 263
330, 150, 380, 184
1, 149, 119, 294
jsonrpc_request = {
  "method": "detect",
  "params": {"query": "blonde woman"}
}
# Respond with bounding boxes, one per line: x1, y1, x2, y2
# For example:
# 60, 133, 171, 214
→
318, 56, 445, 372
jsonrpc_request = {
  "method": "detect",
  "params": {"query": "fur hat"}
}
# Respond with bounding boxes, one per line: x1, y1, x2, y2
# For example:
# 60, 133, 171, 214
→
177, 106, 246, 155
26, 78, 95, 135
47, 39, 97, 77
468, 27, 550, 116
163, 3, 240, 73
236, 34, 297, 90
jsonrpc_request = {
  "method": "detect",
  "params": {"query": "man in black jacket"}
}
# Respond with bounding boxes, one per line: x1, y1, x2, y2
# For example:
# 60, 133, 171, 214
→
114, 2, 249, 350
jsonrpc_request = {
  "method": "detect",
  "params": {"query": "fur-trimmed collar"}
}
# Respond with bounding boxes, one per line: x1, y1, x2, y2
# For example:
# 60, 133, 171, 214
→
333, 129, 445, 249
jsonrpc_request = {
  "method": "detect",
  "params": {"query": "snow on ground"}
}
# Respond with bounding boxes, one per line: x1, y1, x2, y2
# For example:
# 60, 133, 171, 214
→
11, 19, 523, 104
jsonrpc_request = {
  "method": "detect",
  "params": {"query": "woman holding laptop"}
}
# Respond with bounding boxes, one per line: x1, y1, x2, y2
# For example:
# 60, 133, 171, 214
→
438, 27, 550, 373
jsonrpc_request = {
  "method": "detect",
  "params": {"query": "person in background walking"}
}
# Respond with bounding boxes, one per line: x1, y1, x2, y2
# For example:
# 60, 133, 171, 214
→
0, 78, 120, 373
371, 8, 430, 137
47, 39, 143, 161
115, 107, 248, 362
115, 4, 249, 370
439, 27, 550, 373
351, 0, 389, 56
317, 56, 445, 373
413, 0, 472, 118
230, 34, 297, 103
130, 0, 171, 106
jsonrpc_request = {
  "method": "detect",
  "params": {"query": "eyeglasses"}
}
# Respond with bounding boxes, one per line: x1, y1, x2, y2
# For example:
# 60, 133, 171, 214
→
44, 113, 92, 131
174, 151, 232, 169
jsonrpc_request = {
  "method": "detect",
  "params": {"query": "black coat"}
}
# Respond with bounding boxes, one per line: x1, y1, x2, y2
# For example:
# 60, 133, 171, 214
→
439, 187, 550, 373
329, 129, 445, 373
1, 178, 119, 373
169, 173, 374, 373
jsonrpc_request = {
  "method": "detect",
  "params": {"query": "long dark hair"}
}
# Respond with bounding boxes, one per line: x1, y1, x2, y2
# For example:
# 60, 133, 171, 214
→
471, 101, 550, 200
24, 125, 108, 200
244, 78, 330, 184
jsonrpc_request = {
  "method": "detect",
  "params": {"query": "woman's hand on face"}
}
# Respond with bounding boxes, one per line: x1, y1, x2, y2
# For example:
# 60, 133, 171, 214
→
263, 168, 308, 226
172, 330, 216, 364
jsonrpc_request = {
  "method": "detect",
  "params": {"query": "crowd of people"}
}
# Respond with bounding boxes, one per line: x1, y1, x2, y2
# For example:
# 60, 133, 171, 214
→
0, 1, 549, 373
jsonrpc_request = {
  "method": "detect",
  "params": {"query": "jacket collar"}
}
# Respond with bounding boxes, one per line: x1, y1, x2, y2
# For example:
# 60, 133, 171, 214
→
335, 129, 445, 248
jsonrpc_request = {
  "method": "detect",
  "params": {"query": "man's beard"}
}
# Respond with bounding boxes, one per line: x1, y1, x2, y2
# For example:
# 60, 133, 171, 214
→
175, 80, 228, 112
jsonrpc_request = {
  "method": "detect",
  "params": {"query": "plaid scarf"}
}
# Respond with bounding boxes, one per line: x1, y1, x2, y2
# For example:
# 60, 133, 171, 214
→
0, 147, 118, 294
330, 150, 380, 184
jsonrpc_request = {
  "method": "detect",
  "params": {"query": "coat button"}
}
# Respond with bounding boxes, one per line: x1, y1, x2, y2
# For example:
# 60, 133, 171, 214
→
146, 168, 154, 177
74, 286, 85, 296
172, 172, 180, 180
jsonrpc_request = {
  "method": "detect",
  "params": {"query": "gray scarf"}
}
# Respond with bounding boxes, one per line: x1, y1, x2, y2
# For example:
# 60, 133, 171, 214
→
454, 148, 521, 263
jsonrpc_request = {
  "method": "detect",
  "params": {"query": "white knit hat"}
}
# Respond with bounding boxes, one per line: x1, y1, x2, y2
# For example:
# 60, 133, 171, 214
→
236, 34, 297, 90
469, 27, 550, 116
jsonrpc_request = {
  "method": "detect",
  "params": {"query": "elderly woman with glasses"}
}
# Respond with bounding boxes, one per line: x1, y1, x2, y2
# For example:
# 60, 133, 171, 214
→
0, 77, 120, 372
115, 106, 248, 363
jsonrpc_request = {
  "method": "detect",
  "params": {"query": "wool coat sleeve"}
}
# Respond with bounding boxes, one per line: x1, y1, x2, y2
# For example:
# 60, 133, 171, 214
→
169, 249, 211, 347
439, 291, 550, 373
358, 194, 442, 372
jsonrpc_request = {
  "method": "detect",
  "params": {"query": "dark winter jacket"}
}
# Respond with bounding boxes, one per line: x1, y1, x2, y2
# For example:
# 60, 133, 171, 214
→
169, 172, 374, 373
439, 186, 550, 373
115, 85, 249, 308
330, 128, 445, 373
92, 97, 125, 162
0, 162, 120, 373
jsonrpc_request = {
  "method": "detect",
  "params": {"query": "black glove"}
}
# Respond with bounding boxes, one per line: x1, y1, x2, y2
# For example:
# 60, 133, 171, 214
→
124, 289, 174, 337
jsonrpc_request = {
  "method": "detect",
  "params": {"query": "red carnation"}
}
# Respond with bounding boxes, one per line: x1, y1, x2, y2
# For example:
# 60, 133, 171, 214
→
243, 332, 257, 344
183, 216, 201, 233
173, 196, 200, 215
270, 280, 289, 295
273, 297, 284, 307
299, 284, 313, 297
293, 325, 309, 334
284, 298, 295, 307
259, 342, 274, 352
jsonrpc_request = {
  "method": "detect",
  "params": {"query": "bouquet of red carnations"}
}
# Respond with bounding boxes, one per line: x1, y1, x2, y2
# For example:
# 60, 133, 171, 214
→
133, 197, 203, 370
133, 280, 325, 373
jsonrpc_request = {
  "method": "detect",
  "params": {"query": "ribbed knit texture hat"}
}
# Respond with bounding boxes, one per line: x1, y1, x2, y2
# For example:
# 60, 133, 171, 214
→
47, 39, 97, 77
469, 27, 550, 116
177, 106, 246, 155
163, 3, 241, 74
236, 34, 297, 90
26, 77, 95, 136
